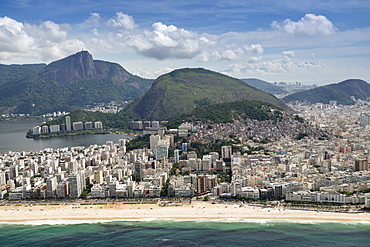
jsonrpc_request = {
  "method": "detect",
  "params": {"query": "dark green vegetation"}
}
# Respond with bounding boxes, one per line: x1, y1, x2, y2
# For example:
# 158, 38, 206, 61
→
80, 184, 93, 199
294, 115, 305, 123
160, 178, 171, 197
0, 51, 153, 115
126, 134, 150, 151
283, 79, 370, 105
189, 140, 267, 158
296, 133, 308, 140
0, 63, 46, 114
0, 63, 46, 85
119, 68, 291, 121
190, 140, 238, 158
166, 99, 283, 129
242, 78, 288, 95
337, 188, 370, 196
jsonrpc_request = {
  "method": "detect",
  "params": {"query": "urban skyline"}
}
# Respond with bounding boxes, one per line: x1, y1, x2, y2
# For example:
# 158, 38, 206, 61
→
1, 101, 370, 210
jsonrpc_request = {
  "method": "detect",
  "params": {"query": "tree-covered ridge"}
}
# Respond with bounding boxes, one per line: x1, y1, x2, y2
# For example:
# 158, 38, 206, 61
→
119, 68, 290, 121
0, 51, 153, 115
283, 79, 370, 105
0, 63, 46, 87
166, 99, 283, 128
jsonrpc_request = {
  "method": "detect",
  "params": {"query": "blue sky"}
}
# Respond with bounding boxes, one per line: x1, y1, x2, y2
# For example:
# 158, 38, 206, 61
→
0, 0, 369, 84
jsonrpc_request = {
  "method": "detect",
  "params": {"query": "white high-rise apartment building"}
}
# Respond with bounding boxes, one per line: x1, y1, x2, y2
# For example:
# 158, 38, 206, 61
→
66, 116, 71, 131
69, 171, 85, 198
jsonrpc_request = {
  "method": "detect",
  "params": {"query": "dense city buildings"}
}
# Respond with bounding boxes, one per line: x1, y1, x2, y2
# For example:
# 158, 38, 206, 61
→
1, 101, 370, 208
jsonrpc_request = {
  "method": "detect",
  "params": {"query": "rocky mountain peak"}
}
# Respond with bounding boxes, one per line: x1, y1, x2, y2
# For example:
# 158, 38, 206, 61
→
40, 50, 96, 84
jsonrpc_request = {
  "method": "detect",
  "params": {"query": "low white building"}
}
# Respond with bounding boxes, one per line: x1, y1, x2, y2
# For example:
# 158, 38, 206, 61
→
91, 184, 106, 198
365, 194, 370, 209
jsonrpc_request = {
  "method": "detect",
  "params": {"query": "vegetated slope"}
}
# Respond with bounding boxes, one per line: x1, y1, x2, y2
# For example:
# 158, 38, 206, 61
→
0, 63, 46, 86
0, 51, 154, 115
283, 79, 370, 105
0, 64, 46, 113
242, 78, 288, 95
165, 99, 284, 128
119, 68, 291, 121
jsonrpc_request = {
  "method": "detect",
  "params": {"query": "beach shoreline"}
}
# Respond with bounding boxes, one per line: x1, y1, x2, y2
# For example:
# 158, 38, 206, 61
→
1, 201, 369, 224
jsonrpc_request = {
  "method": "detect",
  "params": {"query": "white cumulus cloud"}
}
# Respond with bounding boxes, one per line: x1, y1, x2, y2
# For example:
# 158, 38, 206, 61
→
282, 50, 295, 58
107, 12, 138, 30
0, 16, 84, 62
245, 44, 264, 55
271, 13, 337, 36
248, 56, 262, 63
84, 13, 101, 27
123, 22, 211, 60
196, 44, 264, 62
85, 13, 265, 62
25, 21, 69, 42
0, 16, 34, 55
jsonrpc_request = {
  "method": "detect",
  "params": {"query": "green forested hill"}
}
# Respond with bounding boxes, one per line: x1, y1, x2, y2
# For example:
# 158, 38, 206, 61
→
283, 79, 370, 104
119, 68, 290, 121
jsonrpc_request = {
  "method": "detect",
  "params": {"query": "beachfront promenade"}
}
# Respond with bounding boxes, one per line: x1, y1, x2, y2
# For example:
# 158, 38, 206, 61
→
1, 200, 369, 223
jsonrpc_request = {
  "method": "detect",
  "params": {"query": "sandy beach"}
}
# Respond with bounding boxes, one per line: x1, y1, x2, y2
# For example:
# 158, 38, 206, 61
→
0, 201, 369, 223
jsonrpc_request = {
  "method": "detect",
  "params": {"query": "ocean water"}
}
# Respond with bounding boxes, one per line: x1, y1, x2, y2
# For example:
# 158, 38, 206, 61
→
0, 220, 369, 246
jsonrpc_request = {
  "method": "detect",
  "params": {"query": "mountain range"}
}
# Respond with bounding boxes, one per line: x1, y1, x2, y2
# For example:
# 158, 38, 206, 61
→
283, 79, 370, 105
242, 78, 288, 95
118, 68, 291, 121
0, 51, 153, 115
5, 50, 366, 127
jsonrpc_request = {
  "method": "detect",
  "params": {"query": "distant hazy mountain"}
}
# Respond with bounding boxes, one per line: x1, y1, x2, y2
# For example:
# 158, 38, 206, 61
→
242, 78, 288, 95
119, 68, 291, 121
0, 51, 153, 115
283, 79, 370, 104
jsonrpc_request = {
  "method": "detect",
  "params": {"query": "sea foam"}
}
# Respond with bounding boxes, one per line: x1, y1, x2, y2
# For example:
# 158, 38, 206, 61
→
1, 217, 369, 226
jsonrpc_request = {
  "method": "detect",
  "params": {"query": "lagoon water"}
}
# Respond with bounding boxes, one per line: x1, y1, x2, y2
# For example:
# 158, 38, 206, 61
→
0, 119, 131, 154
0, 220, 369, 246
